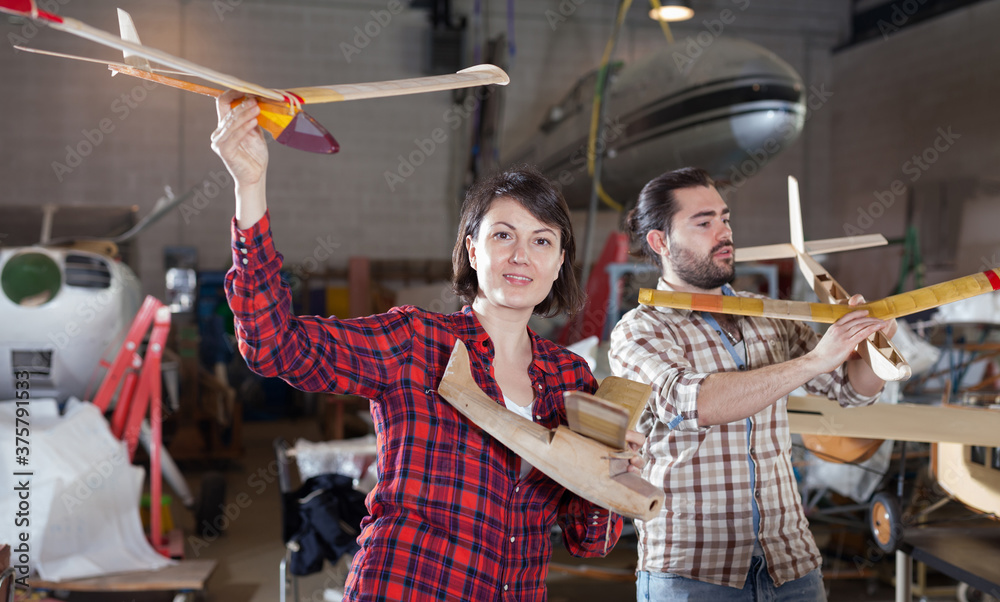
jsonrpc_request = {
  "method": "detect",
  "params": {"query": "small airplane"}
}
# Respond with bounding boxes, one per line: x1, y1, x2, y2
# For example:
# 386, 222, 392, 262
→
1, 1, 509, 154
0, 185, 201, 402
504, 38, 807, 209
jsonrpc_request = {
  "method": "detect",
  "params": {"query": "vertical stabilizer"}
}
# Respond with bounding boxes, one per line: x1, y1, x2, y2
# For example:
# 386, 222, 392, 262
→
788, 176, 805, 254
117, 8, 151, 70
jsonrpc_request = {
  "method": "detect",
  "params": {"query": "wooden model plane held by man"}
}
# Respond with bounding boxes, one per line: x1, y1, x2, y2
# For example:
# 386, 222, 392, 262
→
1, 1, 509, 154
639, 175, 1000, 377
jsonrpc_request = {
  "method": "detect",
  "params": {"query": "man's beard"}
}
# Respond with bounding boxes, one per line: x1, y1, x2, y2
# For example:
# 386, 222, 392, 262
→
668, 239, 735, 290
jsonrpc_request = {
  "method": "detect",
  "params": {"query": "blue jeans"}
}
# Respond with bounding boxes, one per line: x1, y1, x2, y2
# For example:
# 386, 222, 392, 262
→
636, 557, 826, 602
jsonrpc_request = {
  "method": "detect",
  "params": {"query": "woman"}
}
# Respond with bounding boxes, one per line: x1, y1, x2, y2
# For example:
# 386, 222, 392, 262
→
212, 92, 643, 601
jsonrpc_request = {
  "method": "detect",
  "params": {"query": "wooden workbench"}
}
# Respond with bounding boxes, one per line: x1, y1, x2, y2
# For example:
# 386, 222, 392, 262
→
30, 559, 216, 593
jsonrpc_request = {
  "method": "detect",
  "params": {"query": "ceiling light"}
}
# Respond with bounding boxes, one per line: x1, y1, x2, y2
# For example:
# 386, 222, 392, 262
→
649, 2, 694, 22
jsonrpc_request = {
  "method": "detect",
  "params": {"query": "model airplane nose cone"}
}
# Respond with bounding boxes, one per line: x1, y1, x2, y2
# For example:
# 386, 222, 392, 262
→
276, 111, 340, 154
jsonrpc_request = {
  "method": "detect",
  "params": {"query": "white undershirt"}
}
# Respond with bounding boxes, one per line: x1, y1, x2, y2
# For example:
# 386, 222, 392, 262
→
503, 394, 535, 479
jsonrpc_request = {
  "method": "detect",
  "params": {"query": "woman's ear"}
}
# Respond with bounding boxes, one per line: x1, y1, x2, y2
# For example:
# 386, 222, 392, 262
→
466, 234, 477, 270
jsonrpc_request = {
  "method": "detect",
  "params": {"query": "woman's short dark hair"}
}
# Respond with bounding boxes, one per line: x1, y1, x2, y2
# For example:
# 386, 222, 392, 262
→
452, 165, 584, 317
624, 167, 715, 267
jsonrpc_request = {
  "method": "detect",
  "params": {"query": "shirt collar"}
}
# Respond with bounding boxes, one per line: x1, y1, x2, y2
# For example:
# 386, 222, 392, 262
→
459, 305, 558, 376
653, 278, 735, 316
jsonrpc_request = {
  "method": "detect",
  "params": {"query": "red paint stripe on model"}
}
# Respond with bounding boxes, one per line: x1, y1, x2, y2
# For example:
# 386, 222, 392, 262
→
984, 269, 1000, 291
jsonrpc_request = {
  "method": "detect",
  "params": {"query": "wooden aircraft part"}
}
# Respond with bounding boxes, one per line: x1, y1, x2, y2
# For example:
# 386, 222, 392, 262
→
2, 3, 509, 109
857, 331, 911, 381
639, 268, 1000, 323
111, 65, 221, 97
33, 7, 287, 101
933, 442, 1000, 517
736, 236, 887, 263
437, 340, 663, 521
287, 65, 510, 104
594, 376, 650, 433
788, 395, 1000, 447
800, 433, 883, 464
116, 8, 150, 70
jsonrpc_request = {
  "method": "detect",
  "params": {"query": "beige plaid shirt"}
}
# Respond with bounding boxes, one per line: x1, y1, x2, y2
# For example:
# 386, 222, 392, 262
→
609, 278, 878, 588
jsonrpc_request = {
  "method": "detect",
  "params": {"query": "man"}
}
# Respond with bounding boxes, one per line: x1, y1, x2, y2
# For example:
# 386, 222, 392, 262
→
609, 167, 895, 601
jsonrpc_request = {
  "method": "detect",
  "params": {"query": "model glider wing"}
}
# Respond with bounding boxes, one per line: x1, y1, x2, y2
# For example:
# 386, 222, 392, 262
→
639, 268, 1000, 323
287, 65, 509, 104
787, 395, 1000, 446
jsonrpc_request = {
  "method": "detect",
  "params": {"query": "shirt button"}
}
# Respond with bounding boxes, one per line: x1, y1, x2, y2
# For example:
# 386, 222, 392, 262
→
755, 491, 761, 498
510, 537, 515, 543
240, 248, 247, 254
239, 236, 246, 243
536, 383, 543, 390
242, 258, 248, 265
750, 448, 755, 455
503, 585, 508, 591
515, 486, 520, 493
739, 365, 747, 371
535, 415, 542, 421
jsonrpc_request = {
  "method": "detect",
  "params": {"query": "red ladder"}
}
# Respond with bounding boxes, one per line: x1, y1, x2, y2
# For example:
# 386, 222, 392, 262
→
91, 295, 172, 556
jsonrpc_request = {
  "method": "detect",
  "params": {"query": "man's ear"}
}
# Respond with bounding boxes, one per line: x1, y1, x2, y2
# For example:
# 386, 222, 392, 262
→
646, 229, 668, 256
466, 234, 477, 270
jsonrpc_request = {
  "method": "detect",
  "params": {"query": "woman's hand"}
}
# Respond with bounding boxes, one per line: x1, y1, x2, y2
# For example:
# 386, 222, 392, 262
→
625, 429, 647, 474
211, 90, 268, 188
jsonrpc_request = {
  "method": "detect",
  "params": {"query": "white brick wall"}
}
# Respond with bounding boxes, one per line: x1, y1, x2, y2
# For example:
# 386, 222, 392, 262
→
830, 0, 1000, 295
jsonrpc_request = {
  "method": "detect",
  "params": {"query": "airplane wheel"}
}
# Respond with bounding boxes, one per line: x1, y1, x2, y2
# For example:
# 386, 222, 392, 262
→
195, 471, 227, 536
868, 492, 902, 554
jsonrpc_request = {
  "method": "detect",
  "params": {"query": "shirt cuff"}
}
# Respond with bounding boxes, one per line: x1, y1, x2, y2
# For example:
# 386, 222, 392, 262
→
231, 210, 277, 271
838, 365, 881, 407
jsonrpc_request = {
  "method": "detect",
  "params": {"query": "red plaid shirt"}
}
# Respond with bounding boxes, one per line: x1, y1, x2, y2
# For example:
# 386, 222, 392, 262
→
226, 212, 623, 601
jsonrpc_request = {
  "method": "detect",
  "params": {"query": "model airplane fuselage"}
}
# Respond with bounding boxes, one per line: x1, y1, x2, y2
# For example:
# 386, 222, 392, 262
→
505, 38, 806, 209
437, 340, 663, 521
0, 245, 141, 401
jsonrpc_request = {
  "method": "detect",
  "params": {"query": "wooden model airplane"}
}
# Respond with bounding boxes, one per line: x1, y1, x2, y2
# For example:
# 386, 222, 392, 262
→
1, 1, 509, 154
788, 392, 1000, 551
638, 175, 1000, 373
437, 340, 664, 521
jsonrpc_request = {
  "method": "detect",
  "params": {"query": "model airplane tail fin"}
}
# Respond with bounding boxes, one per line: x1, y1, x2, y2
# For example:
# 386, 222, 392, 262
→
116, 8, 151, 70
788, 176, 805, 254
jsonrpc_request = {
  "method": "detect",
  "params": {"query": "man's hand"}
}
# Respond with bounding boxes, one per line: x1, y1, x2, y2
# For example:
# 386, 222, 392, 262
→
807, 295, 891, 374
625, 430, 647, 474
211, 90, 269, 188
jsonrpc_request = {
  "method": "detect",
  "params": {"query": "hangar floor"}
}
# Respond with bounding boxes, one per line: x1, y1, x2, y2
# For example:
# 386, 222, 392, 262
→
155, 419, 965, 602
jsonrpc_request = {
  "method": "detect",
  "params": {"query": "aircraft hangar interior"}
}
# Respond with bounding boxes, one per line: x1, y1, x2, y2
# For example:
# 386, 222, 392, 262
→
1, 0, 999, 600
